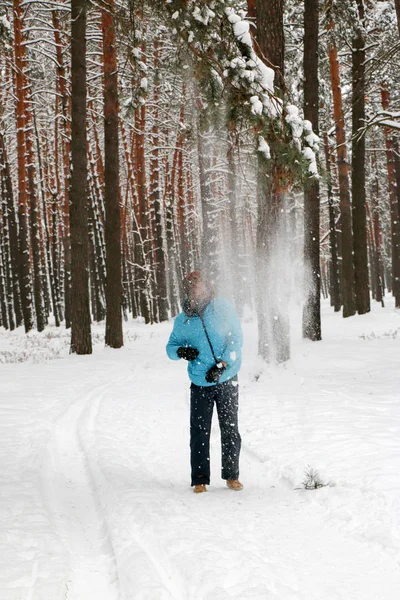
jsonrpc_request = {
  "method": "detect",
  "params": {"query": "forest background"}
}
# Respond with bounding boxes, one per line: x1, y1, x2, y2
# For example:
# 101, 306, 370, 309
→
0, 0, 399, 360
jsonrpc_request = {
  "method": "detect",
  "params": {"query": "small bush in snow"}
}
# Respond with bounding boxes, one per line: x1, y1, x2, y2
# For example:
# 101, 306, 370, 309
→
301, 468, 329, 490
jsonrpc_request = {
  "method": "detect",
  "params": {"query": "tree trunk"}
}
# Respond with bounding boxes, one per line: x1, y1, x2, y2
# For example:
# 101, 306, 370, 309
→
170, 97, 187, 285
87, 174, 106, 321
53, 8, 72, 328
394, 136, 400, 260
394, 0, 400, 37
120, 117, 140, 318
134, 104, 152, 323
323, 133, 341, 311
253, 0, 285, 95
0, 190, 13, 329
89, 98, 106, 193
149, 40, 169, 322
256, 157, 290, 362
227, 131, 245, 315
326, 7, 356, 317
371, 195, 384, 305
0, 230, 8, 328
351, 0, 370, 314
13, 0, 34, 332
302, 0, 321, 340
367, 160, 384, 305
26, 96, 46, 331
88, 157, 106, 292
45, 120, 64, 324
177, 120, 188, 275
253, 0, 290, 362
0, 126, 22, 327
120, 201, 130, 320
33, 112, 51, 321
102, 0, 123, 347
70, 0, 92, 354
381, 84, 400, 307
198, 111, 219, 284
164, 133, 180, 316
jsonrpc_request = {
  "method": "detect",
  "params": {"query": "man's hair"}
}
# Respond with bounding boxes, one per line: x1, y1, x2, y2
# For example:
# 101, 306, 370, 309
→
182, 271, 215, 299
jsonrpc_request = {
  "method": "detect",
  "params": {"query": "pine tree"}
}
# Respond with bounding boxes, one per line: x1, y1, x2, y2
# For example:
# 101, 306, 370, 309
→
149, 38, 169, 322
102, 0, 123, 348
253, 0, 291, 362
323, 133, 341, 312
351, 0, 370, 315
381, 85, 400, 307
70, 0, 92, 354
302, 0, 322, 340
325, 1, 356, 317
12, 0, 34, 333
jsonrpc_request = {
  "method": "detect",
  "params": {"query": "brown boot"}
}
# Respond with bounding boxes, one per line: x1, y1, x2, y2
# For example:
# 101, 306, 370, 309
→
226, 479, 243, 491
193, 484, 207, 494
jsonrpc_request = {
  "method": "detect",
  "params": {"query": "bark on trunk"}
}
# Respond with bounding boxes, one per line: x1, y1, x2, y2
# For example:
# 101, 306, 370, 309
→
324, 133, 341, 311
26, 96, 46, 331
87, 146, 106, 300
197, 110, 218, 284
351, 1, 370, 314
164, 134, 180, 316
253, 0, 290, 362
393, 137, 400, 306
102, 0, 123, 347
381, 85, 400, 307
149, 40, 168, 322
53, 8, 72, 328
43, 122, 61, 325
302, 0, 321, 340
256, 157, 290, 363
87, 172, 106, 321
367, 155, 384, 305
70, 0, 92, 354
326, 8, 356, 317
253, 0, 285, 95
227, 131, 245, 316
0, 126, 22, 327
33, 112, 51, 321
13, 0, 34, 332
0, 234, 8, 328
134, 104, 152, 323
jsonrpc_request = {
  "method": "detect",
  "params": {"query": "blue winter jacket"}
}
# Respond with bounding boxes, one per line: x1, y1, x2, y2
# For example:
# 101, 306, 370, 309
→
166, 297, 243, 387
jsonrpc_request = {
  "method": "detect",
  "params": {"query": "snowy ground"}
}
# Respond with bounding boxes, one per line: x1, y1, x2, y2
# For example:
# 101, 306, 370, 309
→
1, 298, 400, 600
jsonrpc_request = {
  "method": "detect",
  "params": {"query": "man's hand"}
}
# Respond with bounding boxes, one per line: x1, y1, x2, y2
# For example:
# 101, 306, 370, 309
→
205, 362, 226, 383
177, 347, 199, 361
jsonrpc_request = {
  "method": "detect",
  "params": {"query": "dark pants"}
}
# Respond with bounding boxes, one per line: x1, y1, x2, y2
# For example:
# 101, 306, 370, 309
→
190, 378, 241, 486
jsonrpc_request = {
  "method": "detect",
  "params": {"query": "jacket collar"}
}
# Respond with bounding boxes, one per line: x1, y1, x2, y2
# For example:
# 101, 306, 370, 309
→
182, 295, 213, 318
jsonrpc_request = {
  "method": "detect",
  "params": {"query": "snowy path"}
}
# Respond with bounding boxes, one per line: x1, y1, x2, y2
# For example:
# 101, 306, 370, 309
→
40, 383, 120, 600
1, 301, 400, 599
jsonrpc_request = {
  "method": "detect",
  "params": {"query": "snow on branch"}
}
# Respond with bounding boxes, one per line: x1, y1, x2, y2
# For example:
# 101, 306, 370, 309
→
20, 0, 71, 10
159, 0, 318, 178
224, 6, 281, 119
356, 111, 400, 137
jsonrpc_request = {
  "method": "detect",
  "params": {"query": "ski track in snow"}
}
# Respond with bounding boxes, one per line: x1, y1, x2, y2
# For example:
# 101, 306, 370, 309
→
40, 382, 121, 600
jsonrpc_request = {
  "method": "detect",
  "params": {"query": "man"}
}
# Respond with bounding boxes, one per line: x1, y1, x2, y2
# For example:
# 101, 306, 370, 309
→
166, 271, 243, 494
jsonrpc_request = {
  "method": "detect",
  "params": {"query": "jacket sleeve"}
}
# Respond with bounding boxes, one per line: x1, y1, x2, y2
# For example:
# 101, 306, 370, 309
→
166, 316, 184, 360
219, 301, 243, 366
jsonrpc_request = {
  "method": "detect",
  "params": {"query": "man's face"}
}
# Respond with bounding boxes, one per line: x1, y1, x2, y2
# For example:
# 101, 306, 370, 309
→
190, 278, 207, 303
